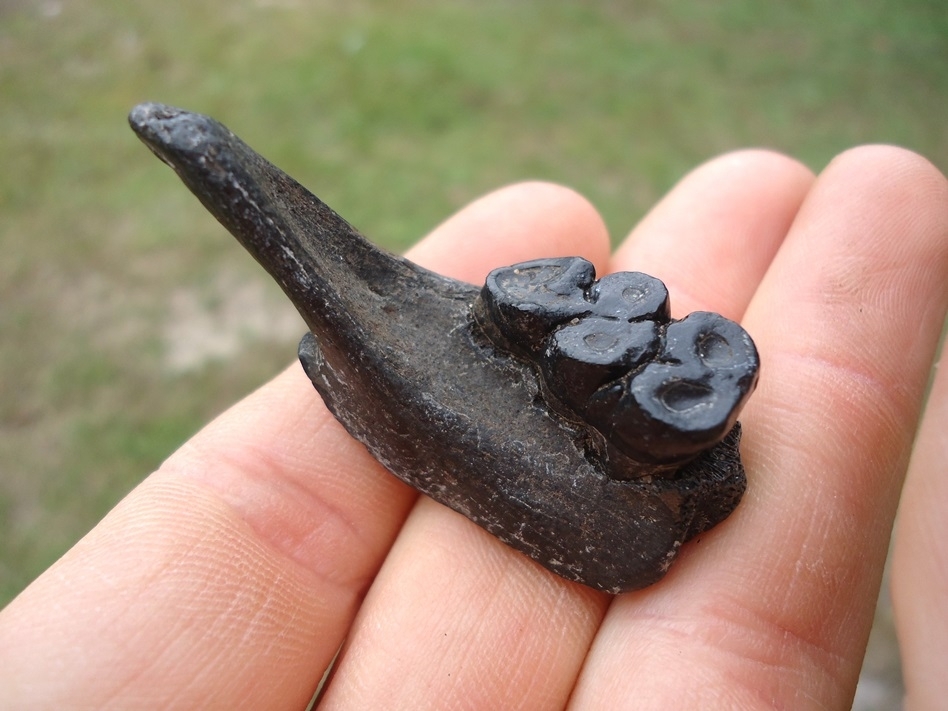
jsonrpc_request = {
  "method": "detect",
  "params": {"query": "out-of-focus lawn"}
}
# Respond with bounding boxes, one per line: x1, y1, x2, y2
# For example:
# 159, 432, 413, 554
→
1, 0, 945, 624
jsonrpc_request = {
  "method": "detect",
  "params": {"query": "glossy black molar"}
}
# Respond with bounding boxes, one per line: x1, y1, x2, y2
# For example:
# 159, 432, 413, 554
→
588, 270, 670, 323
541, 317, 661, 413
609, 313, 760, 466
475, 257, 596, 356
129, 103, 760, 593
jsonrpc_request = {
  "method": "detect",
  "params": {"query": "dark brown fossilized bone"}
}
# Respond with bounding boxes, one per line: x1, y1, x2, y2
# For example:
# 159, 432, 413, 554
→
129, 103, 759, 593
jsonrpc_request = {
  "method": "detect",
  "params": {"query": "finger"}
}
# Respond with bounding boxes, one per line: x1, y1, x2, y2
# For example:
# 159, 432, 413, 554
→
0, 182, 608, 710
318, 152, 812, 710
612, 149, 814, 319
892, 353, 948, 710
409, 180, 611, 281
571, 147, 948, 709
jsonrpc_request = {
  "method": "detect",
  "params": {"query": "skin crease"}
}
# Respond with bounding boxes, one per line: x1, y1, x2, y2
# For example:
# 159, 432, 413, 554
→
0, 148, 945, 710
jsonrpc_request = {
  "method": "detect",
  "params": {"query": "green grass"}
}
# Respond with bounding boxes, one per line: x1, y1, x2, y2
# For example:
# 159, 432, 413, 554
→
1, 0, 946, 606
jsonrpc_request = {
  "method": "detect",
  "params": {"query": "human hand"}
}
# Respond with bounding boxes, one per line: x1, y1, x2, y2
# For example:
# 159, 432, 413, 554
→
1, 147, 946, 710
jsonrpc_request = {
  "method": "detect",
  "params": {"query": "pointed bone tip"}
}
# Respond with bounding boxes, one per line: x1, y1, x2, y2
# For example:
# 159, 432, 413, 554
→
128, 102, 185, 138
128, 103, 232, 165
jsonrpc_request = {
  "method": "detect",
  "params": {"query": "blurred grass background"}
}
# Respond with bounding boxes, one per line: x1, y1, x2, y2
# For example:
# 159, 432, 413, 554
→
1, 0, 945, 704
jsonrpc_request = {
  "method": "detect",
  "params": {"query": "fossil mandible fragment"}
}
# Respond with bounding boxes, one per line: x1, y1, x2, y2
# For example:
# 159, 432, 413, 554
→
129, 103, 759, 593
